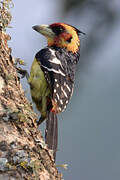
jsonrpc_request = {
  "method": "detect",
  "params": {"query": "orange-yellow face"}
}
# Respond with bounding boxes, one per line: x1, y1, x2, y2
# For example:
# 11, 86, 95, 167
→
48, 23, 80, 53
32, 23, 84, 53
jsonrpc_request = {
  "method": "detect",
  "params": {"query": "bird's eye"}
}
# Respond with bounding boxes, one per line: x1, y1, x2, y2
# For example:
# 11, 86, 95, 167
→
51, 25, 65, 35
66, 37, 72, 43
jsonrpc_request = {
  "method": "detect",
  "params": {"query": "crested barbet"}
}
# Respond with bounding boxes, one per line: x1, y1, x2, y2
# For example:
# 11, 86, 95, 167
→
28, 23, 85, 160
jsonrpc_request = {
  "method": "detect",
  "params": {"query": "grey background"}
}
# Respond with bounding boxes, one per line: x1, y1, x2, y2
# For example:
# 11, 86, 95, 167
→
8, 0, 120, 179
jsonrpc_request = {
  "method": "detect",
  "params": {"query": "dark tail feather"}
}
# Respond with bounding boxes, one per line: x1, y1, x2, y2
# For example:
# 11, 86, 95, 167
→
45, 111, 58, 161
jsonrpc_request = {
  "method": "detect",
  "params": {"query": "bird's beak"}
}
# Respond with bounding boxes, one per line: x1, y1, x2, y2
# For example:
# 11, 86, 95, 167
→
32, 24, 55, 38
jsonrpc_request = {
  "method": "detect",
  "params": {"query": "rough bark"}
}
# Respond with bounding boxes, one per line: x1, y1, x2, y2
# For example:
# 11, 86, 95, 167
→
0, 1, 62, 179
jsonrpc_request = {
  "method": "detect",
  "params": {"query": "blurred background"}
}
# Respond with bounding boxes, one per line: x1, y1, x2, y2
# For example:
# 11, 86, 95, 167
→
8, 0, 120, 179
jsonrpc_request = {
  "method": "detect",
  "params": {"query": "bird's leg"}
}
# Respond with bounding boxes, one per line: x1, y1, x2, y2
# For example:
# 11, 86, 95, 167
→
16, 67, 29, 80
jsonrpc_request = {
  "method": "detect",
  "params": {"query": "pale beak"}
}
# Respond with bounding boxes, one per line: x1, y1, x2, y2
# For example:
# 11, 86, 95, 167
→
32, 24, 55, 38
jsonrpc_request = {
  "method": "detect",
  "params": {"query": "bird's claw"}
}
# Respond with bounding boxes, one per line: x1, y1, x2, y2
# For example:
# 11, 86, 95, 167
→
16, 67, 29, 80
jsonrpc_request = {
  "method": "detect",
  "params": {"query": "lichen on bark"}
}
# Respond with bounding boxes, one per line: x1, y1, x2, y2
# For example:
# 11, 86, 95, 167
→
0, 1, 62, 179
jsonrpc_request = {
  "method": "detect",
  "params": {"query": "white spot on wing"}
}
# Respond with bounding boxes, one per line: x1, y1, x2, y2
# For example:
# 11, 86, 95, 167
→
66, 100, 68, 104
70, 87, 74, 97
49, 57, 61, 65
49, 49, 63, 68
41, 65, 65, 76
61, 86, 68, 98
65, 84, 71, 92
49, 49, 55, 56
64, 105, 66, 109
60, 100, 63, 104
56, 84, 59, 87
56, 93, 60, 100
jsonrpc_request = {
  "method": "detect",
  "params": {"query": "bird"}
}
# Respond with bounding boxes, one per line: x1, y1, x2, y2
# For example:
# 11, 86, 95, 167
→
28, 23, 85, 160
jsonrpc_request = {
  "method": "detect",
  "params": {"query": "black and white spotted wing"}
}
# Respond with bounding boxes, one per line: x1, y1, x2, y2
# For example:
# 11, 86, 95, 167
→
35, 47, 80, 112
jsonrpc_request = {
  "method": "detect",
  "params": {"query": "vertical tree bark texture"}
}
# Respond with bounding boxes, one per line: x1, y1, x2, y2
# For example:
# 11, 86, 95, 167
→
0, 1, 62, 179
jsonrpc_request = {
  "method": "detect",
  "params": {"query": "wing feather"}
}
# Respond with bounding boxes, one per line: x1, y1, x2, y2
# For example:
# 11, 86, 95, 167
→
35, 47, 77, 112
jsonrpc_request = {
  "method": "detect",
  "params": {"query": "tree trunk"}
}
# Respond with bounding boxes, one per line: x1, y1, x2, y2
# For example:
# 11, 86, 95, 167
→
0, 1, 62, 179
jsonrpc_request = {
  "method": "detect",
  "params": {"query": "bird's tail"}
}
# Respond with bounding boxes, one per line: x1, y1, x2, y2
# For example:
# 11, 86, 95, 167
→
45, 111, 58, 161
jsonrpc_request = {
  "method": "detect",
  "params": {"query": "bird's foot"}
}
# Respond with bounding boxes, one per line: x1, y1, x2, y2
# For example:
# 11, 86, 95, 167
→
16, 67, 29, 80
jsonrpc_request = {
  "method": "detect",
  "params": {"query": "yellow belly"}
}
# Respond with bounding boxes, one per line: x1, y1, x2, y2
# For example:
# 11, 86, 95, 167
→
28, 58, 51, 120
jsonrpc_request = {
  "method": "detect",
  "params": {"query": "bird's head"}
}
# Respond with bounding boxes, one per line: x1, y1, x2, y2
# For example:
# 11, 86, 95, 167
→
32, 23, 85, 53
